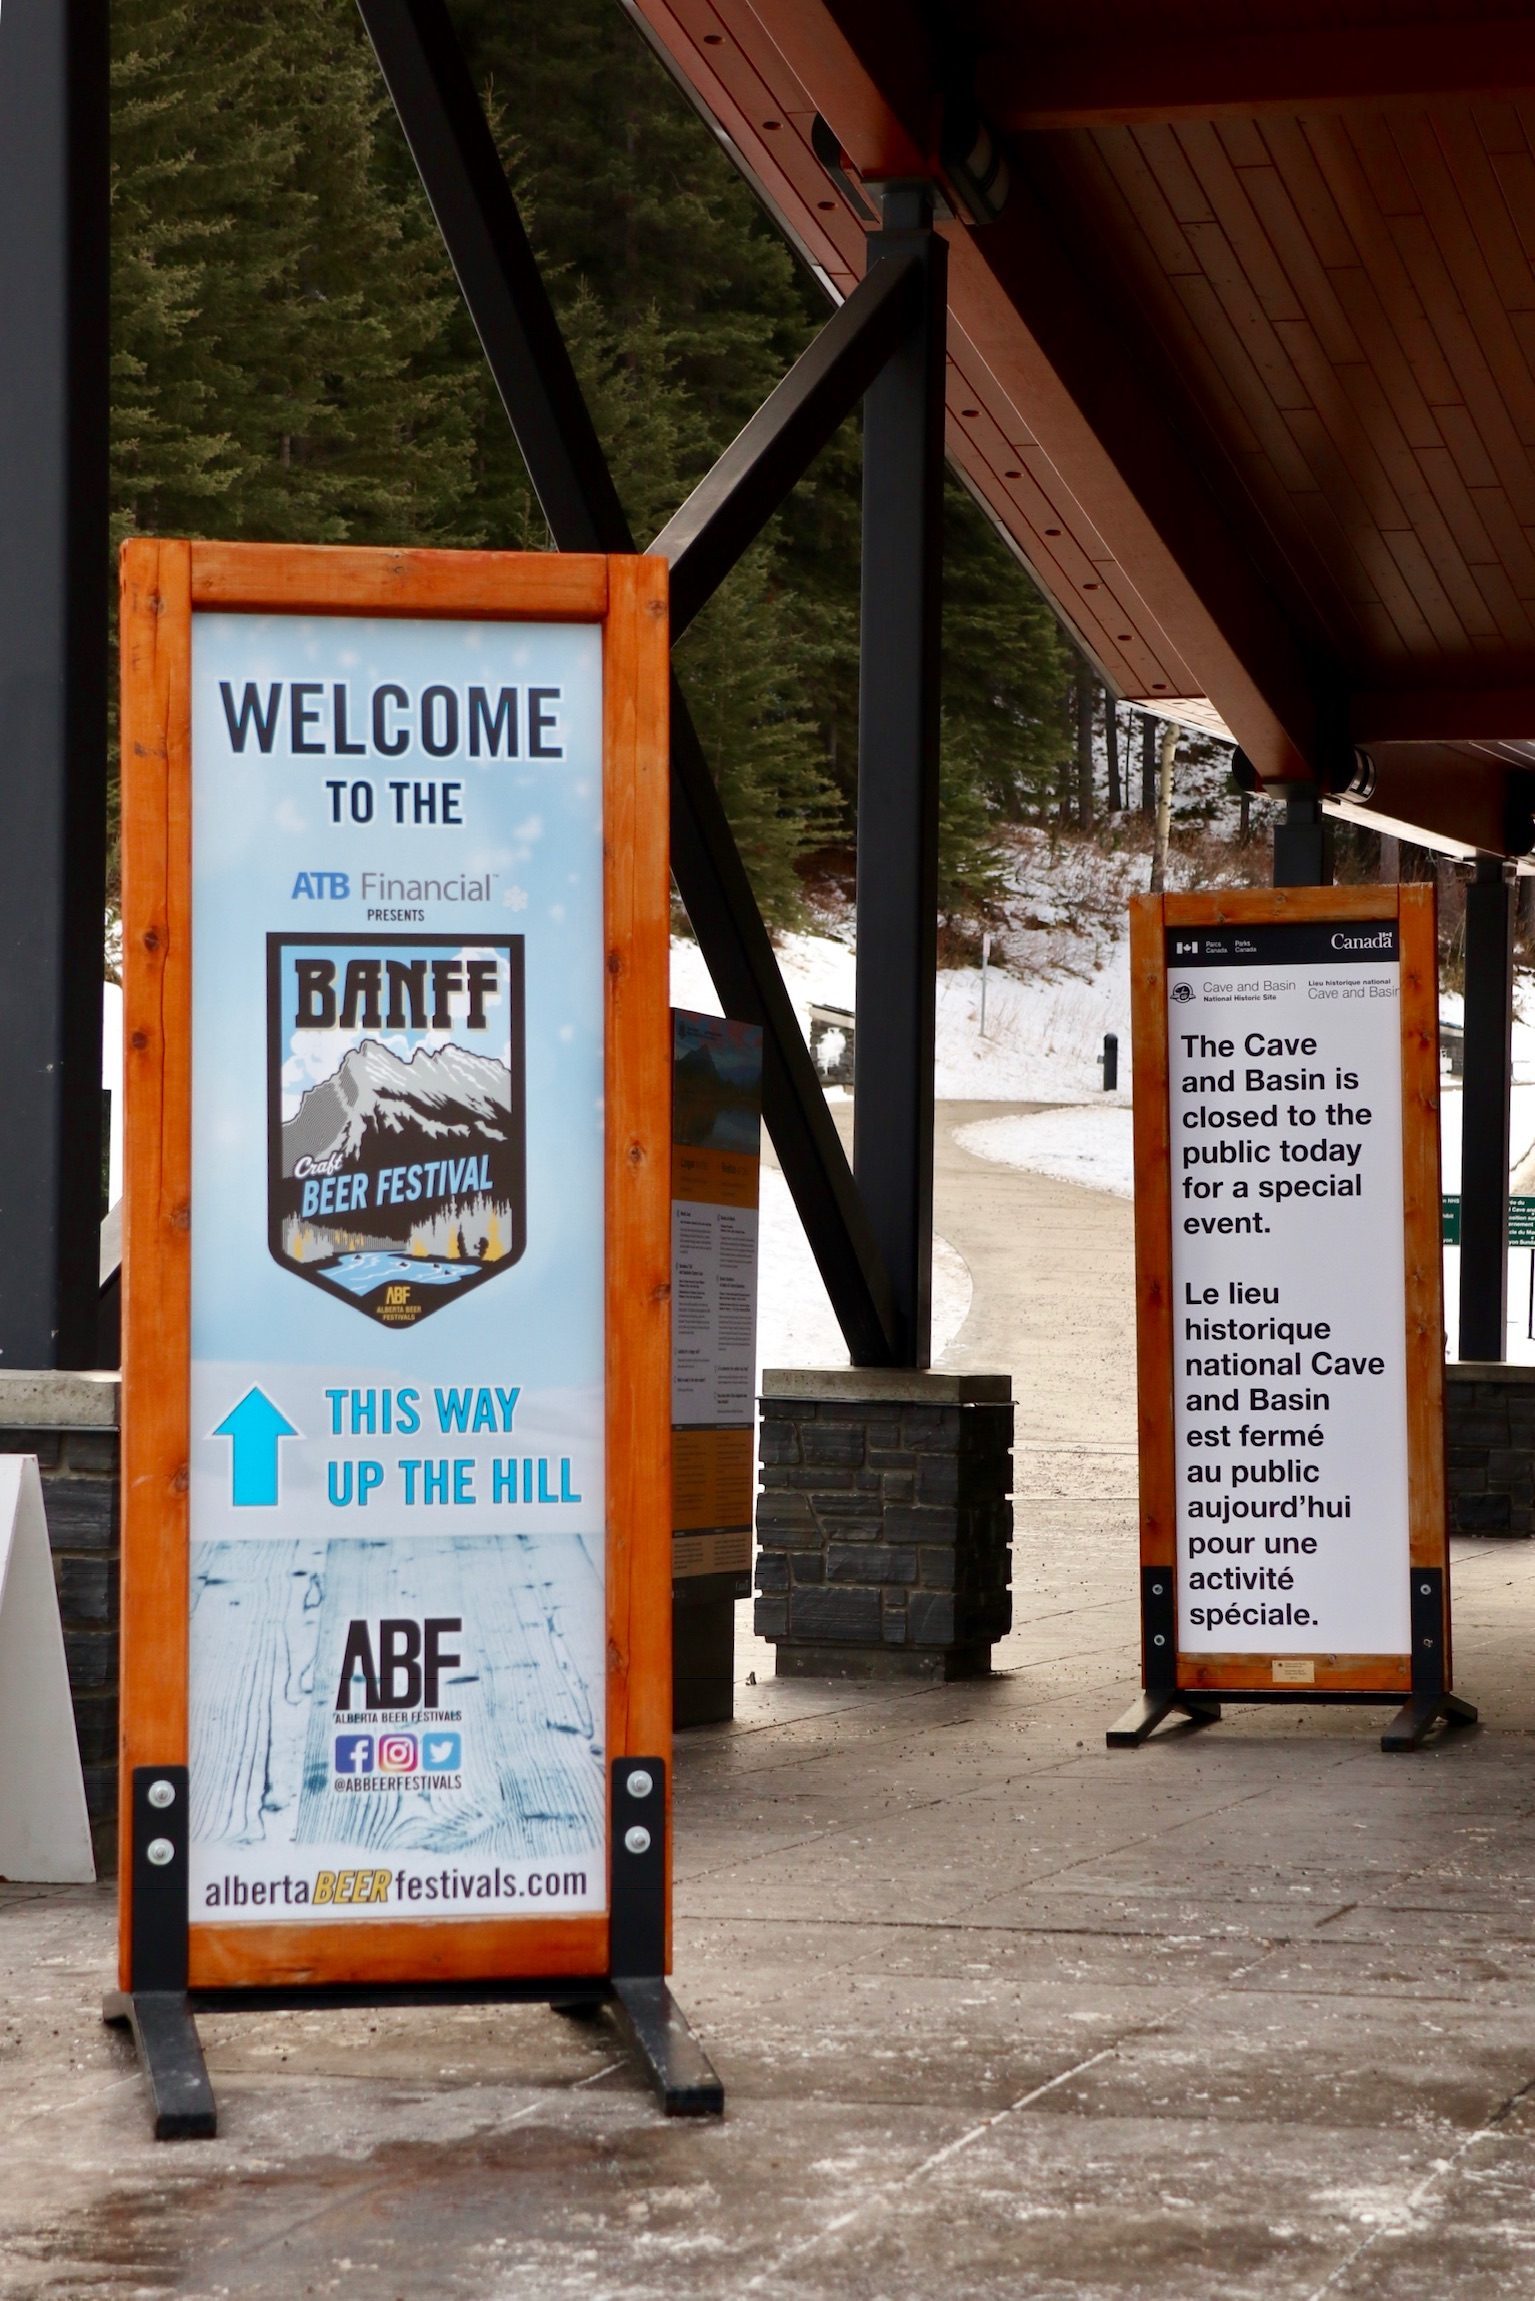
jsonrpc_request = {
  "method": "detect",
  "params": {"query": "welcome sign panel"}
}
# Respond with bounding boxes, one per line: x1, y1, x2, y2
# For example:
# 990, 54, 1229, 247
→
188, 610, 607, 1926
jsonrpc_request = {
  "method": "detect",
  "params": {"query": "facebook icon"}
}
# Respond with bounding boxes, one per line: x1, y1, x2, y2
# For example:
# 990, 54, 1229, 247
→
334, 1734, 373, 1775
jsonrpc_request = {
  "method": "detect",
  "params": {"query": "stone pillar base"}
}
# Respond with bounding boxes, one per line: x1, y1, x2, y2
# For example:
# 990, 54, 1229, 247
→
755, 1369, 1012, 1679
673, 1569, 743, 1728
1446, 1361, 1535, 1536
0, 1371, 120, 1866
772, 1639, 993, 1684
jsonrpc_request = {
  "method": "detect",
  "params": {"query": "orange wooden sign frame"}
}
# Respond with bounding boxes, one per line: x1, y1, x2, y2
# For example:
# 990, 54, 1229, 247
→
1130, 883, 1448, 1702
119, 540, 672, 1989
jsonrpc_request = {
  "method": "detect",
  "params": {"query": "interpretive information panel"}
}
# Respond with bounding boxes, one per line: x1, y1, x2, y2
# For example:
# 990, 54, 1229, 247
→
670, 1011, 761, 1580
188, 612, 607, 1923
1167, 919, 1410, 1660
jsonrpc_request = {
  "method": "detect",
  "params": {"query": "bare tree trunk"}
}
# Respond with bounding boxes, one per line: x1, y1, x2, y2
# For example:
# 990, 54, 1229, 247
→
1140, 713, 1157, 817
1237, 786, 1251, 845
1104, 693, 1123, 812
1075, 662, 1096, 833
1149, 722, 1178, 893
1378, 832, 1401, 884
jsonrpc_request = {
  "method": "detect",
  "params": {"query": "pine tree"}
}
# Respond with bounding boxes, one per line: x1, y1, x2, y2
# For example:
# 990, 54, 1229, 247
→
113, 0, 477, 552
939, 487, 1071, 888
109, 0, 1077, 927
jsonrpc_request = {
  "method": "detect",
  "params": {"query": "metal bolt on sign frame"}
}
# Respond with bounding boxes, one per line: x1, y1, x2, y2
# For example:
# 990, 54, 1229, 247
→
1379, 1572, 1479, 1754
1105, 1572, 1221, 1748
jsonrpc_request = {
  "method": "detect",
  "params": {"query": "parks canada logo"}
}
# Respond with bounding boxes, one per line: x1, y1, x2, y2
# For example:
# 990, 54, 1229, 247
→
267, 934, 526, 1328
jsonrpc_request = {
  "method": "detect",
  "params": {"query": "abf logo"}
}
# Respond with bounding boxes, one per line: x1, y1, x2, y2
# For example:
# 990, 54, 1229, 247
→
378, 1733, 419, 1774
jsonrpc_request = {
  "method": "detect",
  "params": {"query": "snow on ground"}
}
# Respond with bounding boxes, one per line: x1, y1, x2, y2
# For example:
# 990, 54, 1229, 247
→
672, 827, 1259, 1108
756, 1167, 972, 1376
673, 926, 1132, 1103
958, 1106, 1133, 1198
933, 967, 1131, 1101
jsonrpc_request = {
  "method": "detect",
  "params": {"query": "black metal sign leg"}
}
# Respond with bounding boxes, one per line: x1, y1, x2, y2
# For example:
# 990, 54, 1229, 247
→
609, 1758, 724, 2116
103, 1766, 217, 2138
1381, 1689, 1479, 1752
611, 1976, 724, 2117
1106, 1690, 1222, 1748
1107, 1570, 1220, 1746
1381, 1569, 1479, 1751
102, 1988, 216, 2140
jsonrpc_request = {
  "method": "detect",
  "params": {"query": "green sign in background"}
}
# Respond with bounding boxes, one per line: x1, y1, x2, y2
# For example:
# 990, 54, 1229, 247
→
1442, 1195, 1535, 1247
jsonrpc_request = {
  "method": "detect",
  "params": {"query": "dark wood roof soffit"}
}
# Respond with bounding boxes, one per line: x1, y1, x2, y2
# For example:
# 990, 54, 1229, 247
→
994, 19, 1535, 134
628, 0, 1535, 841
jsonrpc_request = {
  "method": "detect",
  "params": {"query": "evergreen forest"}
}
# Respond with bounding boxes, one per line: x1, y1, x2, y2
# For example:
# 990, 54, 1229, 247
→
111, 0, 1172, 927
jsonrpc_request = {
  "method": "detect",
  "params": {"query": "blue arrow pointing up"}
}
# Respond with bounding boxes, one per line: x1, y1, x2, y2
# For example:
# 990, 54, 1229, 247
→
213, 1388, 299, 1507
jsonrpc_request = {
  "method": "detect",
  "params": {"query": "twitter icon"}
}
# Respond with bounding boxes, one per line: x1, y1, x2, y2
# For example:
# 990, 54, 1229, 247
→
421, 1731, 462, 1772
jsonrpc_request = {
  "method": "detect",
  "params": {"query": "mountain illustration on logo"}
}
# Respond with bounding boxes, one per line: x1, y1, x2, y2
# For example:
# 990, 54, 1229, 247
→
285, 1039, 512, 1182
268, 936, 526, 1328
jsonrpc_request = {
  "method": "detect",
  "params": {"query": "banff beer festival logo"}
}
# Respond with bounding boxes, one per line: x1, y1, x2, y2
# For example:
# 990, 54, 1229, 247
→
267, 935, 527, 1328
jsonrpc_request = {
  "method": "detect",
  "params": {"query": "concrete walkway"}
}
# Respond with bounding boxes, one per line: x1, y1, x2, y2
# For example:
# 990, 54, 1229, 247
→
6, 1110, 1535, 2298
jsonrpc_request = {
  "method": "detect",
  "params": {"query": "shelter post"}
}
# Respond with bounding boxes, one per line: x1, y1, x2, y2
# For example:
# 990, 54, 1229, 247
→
1458, 854, 1516, 1360
1272, 787, 1334, 889
0, 0, 116, 1863
854, 185, 946, 1368
0, 0, 108, 1368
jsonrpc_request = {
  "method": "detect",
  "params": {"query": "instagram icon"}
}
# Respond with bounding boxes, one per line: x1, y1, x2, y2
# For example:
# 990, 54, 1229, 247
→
377, 1733, 419, 1773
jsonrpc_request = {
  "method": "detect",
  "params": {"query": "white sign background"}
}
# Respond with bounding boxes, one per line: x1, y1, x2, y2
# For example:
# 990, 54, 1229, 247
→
1168, 928, 1411, 1657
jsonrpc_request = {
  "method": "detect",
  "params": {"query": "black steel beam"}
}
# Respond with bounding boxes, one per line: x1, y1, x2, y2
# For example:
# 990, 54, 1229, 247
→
653, 254, 923, 638
356, 0, 898, 1361
1272, 786, 1334, 886
1459, 853, 1515, 1361
854, 188, 947, 1367
0, 0, 109, 1367
669, 695, 895, 1359
354, 0, 627, 553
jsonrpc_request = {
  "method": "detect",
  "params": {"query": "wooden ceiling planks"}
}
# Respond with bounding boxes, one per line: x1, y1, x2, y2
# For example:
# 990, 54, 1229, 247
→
1040, 93, 1535, 681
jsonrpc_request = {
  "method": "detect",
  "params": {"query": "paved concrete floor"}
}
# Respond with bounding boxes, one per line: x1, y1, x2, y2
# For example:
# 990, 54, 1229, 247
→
6, 1109, 1535, 2298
